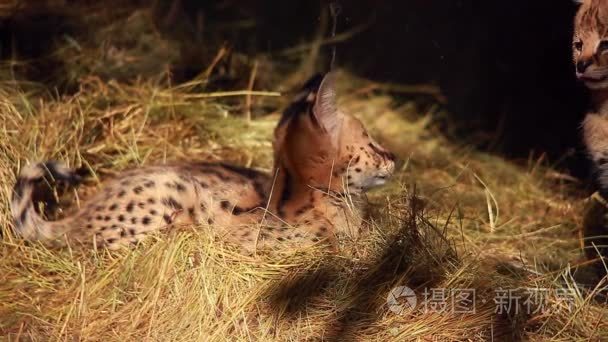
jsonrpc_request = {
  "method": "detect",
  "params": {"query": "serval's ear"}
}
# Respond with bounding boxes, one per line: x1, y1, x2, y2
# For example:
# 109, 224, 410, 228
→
312, 72, 342, 146
572, 0, 584, 5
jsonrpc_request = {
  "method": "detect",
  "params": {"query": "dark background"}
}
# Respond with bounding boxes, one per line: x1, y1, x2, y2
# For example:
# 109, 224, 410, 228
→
1, 0, 592, 177
252, 0, 590, 176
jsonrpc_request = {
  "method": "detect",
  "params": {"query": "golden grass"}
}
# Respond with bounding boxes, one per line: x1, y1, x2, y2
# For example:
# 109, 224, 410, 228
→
1, 8, 608, 341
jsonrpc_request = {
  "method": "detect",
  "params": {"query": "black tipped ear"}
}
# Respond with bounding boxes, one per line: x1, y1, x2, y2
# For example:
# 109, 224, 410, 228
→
573, 0, 584, 5
278, 74, 324, 127
312, 72, 342, 145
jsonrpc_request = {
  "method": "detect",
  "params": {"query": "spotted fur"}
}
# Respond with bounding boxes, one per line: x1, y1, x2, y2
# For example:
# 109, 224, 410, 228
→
10, 73, 395, 252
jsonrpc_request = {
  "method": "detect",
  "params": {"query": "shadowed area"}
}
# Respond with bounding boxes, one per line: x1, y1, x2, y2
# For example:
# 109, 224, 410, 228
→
0, 1, 590, 176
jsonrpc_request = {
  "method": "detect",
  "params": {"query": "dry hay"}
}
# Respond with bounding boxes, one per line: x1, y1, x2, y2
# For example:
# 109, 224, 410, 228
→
1, 6, 607, 342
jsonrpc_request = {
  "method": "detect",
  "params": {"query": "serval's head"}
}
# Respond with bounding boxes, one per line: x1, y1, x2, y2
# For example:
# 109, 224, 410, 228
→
574, 0, 608, 89
273, 73, 395, 195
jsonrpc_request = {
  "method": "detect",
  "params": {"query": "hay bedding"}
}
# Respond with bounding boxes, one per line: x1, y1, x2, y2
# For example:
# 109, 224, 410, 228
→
0, 5, 607, 341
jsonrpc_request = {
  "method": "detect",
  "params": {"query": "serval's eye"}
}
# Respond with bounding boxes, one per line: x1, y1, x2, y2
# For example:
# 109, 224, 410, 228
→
574, 40, 583, 52
599, 40, 608, 53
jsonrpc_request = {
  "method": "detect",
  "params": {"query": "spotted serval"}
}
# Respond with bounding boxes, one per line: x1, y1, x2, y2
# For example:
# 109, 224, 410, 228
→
576, 0, 608, 185
10, 73, 396, 253
573, 0, 608, 269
